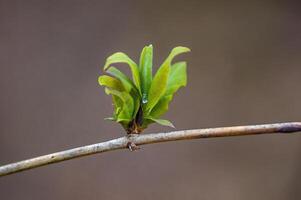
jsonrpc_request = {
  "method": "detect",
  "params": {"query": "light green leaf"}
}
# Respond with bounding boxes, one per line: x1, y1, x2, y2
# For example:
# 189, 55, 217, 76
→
145, 60, 170, 113
149, 62, 187, 118
98, 75, 124, 91
111, 95, 122, 118
150, 62, 187, 118
139, 44, 153, 104
146, 117, 175, 128
104, 52, 141, 93
161, 46, 190, 68
105, 88, 134, 122
104, 88, 123, 120
106, 66, 138, 94
146, 46, 190, 114
165, 62, 187, 96
149, 95, 173, 118
99, 45, 190, 133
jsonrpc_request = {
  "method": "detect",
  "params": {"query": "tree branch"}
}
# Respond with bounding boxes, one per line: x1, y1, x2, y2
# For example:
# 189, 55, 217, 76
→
1, 122, 301, 177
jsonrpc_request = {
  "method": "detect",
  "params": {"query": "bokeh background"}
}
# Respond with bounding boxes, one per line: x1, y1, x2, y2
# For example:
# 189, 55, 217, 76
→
1, 0, 301, 199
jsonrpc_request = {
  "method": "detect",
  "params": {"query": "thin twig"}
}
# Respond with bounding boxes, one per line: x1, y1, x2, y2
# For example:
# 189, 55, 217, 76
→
1, 122, 301, 177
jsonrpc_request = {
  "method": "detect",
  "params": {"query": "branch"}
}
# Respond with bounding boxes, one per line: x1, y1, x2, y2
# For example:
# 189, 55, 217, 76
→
1, 122, 301, 177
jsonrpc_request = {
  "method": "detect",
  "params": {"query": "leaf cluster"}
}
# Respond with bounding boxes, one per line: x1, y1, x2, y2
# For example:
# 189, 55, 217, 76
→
98, 45, 190, 134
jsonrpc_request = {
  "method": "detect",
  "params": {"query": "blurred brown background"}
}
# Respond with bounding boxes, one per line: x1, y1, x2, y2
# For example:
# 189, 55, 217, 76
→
1, 0, 301, 199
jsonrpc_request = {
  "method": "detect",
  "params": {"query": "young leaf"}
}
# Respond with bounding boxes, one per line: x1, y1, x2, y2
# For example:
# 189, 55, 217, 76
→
146, 46, 190, 114
98, 76, 125, 119
104, 89, 123, 120
111, 95, 123, 119
104, 52, 141, 93
145, 60, 170, 114
139, 45, 153, 104
149, 95, 173, 118
146, 117, 175, 128
99, 45, 190, 133
162, 46, 190, 68
165, 62, 187, 96
106, 66, 138, 94
147, 62, 187, 119
105, 88, 134, 122
98, 75, 125, 91
131, 90, 141, 121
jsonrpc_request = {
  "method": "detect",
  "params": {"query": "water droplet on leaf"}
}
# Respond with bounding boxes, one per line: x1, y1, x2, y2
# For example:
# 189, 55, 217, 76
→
142, 94, 148, 104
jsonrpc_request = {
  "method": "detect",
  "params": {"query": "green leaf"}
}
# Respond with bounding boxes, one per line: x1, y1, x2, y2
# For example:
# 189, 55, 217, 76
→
146, 117, 175, 128
149, 62, 187, 118
149, 95, 173, 118
98, 75, 124, 91
104, 52, 141, 93
111, 95, 123, 118
146, 46, 190, 114
105, 88, 134, 122
104, 88, 123, 120
165, 62, 187, 96
162, 46, 190, 68
145, 59, 170, 114
131, 90, 141, 120
139, 44, 153, 103
106, 66, 138, 94
98, 45, 190, 133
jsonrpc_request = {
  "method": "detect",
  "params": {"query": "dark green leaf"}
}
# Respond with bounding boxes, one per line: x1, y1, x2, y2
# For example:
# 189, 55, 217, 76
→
139, 44, 153, 104
131, 90, 141, 120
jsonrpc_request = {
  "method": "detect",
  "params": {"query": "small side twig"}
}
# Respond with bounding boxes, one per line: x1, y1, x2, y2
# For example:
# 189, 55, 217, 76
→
0, 122, 301, 177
